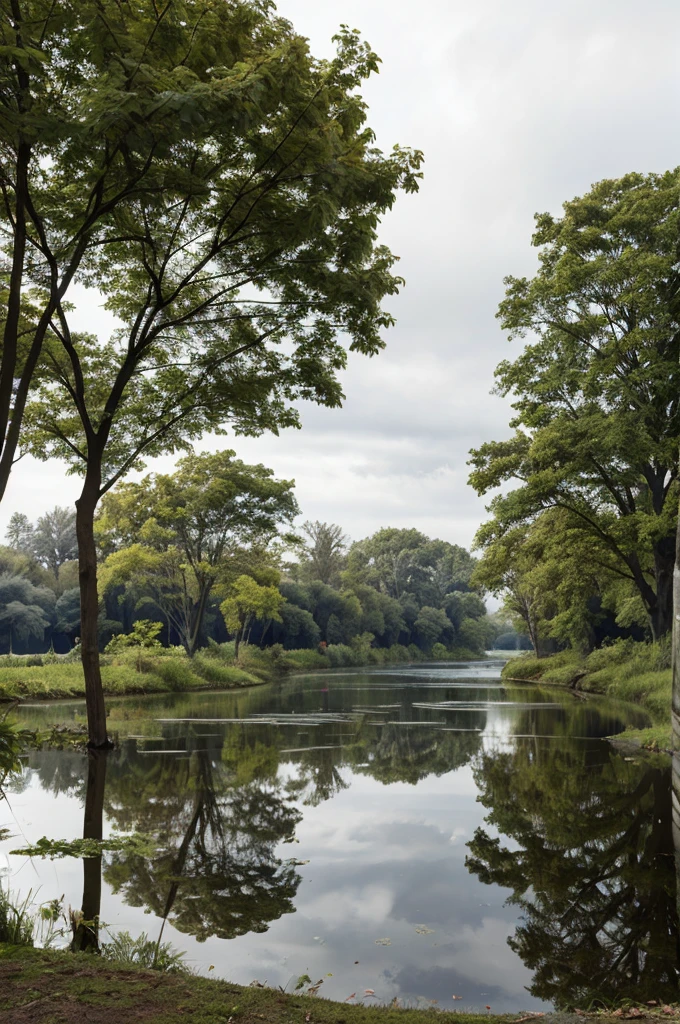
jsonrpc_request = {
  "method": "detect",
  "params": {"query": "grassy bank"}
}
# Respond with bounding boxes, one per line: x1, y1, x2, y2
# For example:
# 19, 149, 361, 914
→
502, 639, 671, 748
3, 945, 679, 1022
0, 642, 485, 703
0, 650, 261, 702
0, 945, 505, 1024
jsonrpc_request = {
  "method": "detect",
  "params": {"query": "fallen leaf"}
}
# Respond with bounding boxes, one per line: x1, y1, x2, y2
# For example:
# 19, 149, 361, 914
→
345, 994, 356, 1002
208, 965, 215, 972
415, 925, 434, 935
374, 937, 391, 946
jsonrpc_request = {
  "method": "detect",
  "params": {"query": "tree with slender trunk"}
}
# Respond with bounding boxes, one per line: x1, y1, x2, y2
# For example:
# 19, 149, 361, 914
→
97, 451, 297, 656
20, 6, 421, 748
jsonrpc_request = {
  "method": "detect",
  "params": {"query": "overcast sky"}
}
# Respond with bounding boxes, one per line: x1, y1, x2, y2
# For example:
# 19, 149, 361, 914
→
3, 0, 680, 549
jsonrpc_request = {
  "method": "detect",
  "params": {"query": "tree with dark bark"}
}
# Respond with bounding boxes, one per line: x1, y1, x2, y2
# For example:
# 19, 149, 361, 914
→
17, 4, 421, 748
470, 170, 680, 643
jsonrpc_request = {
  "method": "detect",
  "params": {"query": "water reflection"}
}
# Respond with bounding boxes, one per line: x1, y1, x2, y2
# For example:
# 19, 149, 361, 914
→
6, 668, 678, 1010
467, 738, 680, 1008
105, 740, 302, 941
71, 750, 108, 952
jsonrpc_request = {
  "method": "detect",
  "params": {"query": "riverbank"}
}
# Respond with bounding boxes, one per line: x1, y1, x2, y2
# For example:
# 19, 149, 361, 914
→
502, 640, 671, 748
3, 945, 676, 1024
0, 643, 486, 704
0, 946, 500, 1023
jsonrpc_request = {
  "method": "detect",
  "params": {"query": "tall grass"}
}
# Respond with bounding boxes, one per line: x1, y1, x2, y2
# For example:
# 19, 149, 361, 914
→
0, 885, 65, 947
101, 930, 186, 973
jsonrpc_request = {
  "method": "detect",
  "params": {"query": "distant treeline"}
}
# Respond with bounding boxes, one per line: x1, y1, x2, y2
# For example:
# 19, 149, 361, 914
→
0, 454, 526, 657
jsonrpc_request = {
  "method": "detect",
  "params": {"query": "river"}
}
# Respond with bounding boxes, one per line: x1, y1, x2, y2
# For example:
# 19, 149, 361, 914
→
1, 660, 677, 1011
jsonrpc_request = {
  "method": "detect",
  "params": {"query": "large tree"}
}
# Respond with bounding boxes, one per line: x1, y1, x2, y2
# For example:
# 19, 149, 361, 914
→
470, 170, 680, 642
17, 5, 421, 747
97, 450, 296, 655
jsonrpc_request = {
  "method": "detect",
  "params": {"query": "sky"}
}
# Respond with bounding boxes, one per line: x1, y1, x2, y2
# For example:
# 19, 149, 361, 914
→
3, 0, 680, 549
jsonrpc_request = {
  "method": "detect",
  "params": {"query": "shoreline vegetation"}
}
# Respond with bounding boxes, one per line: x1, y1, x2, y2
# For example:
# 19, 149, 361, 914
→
3, 945, 678, 1023
502, 639, 672, 749
0, 642, 486, 704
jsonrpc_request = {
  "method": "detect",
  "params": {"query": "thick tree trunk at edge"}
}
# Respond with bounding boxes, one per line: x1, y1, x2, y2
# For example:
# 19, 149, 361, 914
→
671, 513, 680, 919
76, 472, 110, 749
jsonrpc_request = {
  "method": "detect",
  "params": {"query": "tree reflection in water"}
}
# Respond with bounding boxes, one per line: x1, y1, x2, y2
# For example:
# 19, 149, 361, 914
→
466, 735, 680, 1008
71, 749, 108, 952
103, 737, 302, 942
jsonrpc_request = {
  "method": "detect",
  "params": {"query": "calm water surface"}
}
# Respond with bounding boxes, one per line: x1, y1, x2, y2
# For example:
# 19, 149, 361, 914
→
2, 661, 678, 1011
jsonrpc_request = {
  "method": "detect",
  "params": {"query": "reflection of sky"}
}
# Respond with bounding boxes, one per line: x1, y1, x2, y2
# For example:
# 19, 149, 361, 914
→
2, 664, 640, 1012
1, 761, 544, 1012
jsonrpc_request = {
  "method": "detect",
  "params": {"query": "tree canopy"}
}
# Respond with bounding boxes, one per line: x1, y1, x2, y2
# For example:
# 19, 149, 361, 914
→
470, 170, 680, 641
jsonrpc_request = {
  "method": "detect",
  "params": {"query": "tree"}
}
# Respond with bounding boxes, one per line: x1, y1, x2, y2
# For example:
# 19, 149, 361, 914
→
5, 513, 33, 553
270, 603, 321, 650
221, 575, 285, 659
54, 587, 80, 644
413, 605, 451, 651
471, 510, 624, 655
98, 450, 297, 656
470, 170, 680, 642
0, 572, 54, 651
31, 507, 77, 581
298, 521, 348, 586
346, 528, 478, 606
19, 7, 421, 747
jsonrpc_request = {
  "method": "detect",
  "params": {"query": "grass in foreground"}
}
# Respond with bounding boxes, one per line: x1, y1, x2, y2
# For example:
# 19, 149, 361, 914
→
2, 945, 679, 1023
502, 639, 672, 748
0, 945, 509, 1024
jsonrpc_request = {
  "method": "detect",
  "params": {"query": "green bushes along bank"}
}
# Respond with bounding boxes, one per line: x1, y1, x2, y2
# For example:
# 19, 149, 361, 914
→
503, 639, 672, 748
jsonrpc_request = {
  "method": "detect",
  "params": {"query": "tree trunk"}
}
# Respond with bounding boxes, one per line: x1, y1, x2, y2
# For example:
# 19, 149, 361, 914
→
76, 469, 110, 749
187, 581, 212, 657
651, 534, 676, 641
71, 749, 108, 953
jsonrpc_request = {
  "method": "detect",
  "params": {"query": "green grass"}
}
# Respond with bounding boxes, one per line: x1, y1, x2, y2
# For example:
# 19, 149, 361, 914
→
1, 944, 673, 1021
0, 653, 260, 702
0, 640, 486, 705
502, 639, 672, 748
0, 944, 522, 1023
